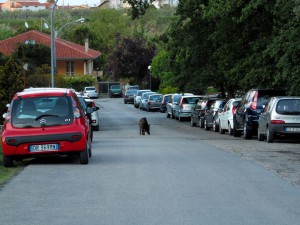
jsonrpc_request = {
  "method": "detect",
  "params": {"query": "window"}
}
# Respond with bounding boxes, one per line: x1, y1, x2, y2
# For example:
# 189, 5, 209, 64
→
66, 61, 74, 76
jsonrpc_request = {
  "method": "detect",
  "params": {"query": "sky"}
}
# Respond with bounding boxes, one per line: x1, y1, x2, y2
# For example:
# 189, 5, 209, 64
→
0, 0, 103, 7
39, 0, 101, 6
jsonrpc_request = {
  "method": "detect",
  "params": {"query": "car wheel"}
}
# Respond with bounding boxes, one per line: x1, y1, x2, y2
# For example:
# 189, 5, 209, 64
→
124, 101, 127, 104
266, 127, 274, 143
233, 119, 241, 137
204, 118, 210, 130
167, 112, 170, 118
94, 125, 99, 131
191, 117, 196, 126
257, 128, 264, 141
199, 118, 204, 128
171, 112, 175, 119
179, 116, 183, 122
80, 142, 89, 164
243, 120, 252, 139
219, 120, 225, 134
3, 155, 13, 167
213, 119, 219, 132
88, 145, 92, 158
228, 122, 233, 135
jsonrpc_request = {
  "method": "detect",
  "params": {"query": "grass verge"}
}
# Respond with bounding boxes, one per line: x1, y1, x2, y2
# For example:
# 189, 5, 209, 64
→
0, 140, 25, 187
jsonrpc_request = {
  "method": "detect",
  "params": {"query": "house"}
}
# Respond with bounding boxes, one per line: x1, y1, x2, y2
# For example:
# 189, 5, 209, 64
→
0, 0, 52, 11
0, 30, 101, 76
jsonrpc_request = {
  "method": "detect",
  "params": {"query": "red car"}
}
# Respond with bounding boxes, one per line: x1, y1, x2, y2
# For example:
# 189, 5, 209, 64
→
1, 88, 93, 167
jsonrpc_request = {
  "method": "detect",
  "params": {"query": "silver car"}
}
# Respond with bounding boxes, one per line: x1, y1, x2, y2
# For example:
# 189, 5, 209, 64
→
134, 89, 151, 108
174, 95, 202, 121
257, 96, 300, 143
139, 91, 156, 110
146, 94, 163, 111
83, 86, 99, 99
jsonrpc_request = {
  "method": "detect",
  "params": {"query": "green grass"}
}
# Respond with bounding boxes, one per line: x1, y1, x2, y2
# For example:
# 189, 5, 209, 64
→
0, 139, 25, 186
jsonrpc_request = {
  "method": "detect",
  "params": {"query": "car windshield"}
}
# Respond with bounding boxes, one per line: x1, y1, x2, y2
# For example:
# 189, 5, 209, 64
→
183, 97, 200, 104
173, 94, 182, 102
276, 99, 300, 115
126, 90, 137, 95
150, 95, 162, 101
86, 87, 96, 91
11, 96, 74, 128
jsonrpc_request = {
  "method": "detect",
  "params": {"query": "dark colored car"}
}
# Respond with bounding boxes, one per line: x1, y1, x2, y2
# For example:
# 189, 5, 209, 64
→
203, 99, 227, 131
109, 84, 123, 98
160, 94, 172, 113
190, 98, 217, 128
1, 88, 93, 167
233, 88, 287, 139
124, 89, 138, 104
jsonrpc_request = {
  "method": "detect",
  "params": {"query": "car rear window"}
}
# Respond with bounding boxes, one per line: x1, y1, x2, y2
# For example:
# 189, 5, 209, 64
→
11, 96, 74, 128
86, 87, 96, 91
276, 99, 300, 115
183, 97, 200, 104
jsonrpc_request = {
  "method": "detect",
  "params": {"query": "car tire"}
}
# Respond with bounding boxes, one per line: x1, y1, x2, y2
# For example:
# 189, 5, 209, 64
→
266, 127, 274, 143
233, 119, 241, 137
213, 119, 219, 132
80, 142, 89, 164
167, 112, 170, 118
228, 122, 233, 135
191, 117, 196, 126
3, 155, 13, 167
257, 129, 264, 141
243, 120, 252, 139
88, 145, 92, 158
199, 117, 204, 128
171, 112, 175, 119
204, 118, 210, 130
219, 120, 225, 134
94, 125, 99, 131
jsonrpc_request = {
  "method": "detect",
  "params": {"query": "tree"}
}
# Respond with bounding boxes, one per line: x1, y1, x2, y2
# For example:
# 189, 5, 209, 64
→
105, 37, 155, 85
0, 58, 23, 123
12, 43, 51, 75
125, 0, 155, 20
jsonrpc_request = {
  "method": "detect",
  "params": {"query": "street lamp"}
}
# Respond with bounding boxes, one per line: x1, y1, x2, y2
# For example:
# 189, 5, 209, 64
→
55, 18, 84, 38
148, 65, 152, 90
50, 0, 58, 87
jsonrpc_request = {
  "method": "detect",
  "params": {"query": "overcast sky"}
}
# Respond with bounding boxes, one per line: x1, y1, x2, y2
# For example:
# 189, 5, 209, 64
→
0, 0, 103, 7
39, 0, 101, 6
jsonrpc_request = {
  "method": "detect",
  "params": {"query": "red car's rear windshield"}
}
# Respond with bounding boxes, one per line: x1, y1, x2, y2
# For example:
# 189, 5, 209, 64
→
11, 96, 74, 128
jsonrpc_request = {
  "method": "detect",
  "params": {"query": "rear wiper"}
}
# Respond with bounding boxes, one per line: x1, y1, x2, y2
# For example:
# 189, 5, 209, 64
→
35, 114, 59, 121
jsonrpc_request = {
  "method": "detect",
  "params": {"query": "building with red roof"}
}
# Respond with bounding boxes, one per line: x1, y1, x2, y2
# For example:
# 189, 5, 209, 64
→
0, 30, 101, 76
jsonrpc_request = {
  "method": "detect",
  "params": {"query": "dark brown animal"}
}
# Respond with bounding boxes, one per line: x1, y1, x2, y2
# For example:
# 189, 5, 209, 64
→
139, 117, 150, 135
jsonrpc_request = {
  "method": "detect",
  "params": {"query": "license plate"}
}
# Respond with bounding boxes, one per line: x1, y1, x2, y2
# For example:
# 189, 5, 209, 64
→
285, 127, 300, 132
30, 144, 59, 152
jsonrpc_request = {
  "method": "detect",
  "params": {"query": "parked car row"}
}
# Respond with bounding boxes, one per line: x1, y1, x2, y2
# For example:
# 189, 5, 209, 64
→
162, 88, 300, 143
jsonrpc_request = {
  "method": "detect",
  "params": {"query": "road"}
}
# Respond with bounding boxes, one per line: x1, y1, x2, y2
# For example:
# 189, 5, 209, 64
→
0, 97, 300, 225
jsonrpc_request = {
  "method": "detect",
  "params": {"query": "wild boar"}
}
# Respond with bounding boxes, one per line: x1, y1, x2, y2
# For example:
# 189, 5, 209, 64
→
139, 117, 150, 135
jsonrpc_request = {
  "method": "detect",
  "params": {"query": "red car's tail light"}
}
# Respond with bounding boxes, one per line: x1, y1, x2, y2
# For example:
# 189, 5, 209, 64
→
271, 120, 285, 124
92, 119, 96, 123
91, 102, 96, 107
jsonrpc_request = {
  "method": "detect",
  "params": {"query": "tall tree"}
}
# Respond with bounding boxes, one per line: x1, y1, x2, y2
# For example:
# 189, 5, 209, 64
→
105, 37, 155, 85
0, 58, 23, 122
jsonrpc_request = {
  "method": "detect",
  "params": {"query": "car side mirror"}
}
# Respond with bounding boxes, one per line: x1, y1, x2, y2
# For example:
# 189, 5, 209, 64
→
94, 106, 100, 111
86, 107, 93, 114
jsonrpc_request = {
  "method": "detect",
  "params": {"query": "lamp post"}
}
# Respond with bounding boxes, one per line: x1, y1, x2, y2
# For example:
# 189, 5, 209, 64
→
52, 17, 85, 81
148, 65, 152, 90
50, 0, 58, 88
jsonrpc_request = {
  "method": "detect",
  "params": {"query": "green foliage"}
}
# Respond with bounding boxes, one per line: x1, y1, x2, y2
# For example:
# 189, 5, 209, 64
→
0, 23, 16, 41
55, 75, 96, 91
26, 65, 51, 87
12, 43, 51, 75
125, 0, 155, 19
0, 58, 23, 123
105, 37, 155, 84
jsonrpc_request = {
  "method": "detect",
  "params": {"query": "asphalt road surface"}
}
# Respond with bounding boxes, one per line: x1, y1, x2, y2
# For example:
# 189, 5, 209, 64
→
0, 97, 300, 225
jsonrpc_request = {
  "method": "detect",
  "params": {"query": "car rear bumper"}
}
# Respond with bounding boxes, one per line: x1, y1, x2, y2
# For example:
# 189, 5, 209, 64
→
269, 123, 300, 135
2, 132, 87, 156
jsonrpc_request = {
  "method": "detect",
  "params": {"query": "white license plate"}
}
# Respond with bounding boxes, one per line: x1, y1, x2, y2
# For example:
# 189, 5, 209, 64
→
30, 144, 59, 152
285, 127, 300, 132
